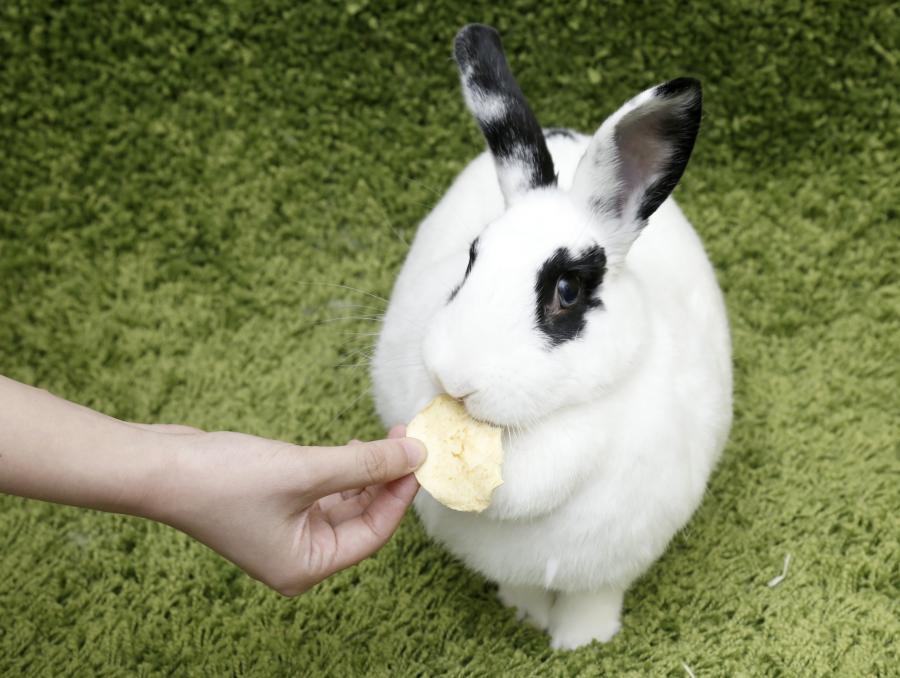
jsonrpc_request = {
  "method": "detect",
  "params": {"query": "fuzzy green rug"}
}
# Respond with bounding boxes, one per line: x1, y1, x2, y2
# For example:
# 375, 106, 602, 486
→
1, 1, 897, 675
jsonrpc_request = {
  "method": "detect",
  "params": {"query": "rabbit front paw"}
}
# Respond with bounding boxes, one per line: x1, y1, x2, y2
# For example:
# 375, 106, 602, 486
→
497, 583, 554, 631
548, 587, 624, 650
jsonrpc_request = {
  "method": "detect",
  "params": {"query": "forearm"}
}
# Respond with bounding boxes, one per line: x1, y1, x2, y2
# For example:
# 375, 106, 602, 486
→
0, 374, 424, 594
0, 376, 167, 516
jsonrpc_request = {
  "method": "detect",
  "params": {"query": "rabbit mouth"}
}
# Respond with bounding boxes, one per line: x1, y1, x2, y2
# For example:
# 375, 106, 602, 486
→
429, 377, 522, 430
459, 389, 548, 433
454, 393, 480, 417
448, 391, 486, 420
456, 392, 508, 430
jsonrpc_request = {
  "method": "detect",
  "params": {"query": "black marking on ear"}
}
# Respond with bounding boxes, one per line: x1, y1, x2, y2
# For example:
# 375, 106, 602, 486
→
454, 24, 556, 192
534, 245, 606, 346
636, 78, 702, 221
544, 127, 576, 140
448, 237, 480, 303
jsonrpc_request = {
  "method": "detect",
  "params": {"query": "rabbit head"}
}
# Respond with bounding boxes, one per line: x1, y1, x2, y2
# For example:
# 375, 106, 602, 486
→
422, 24, 702, 427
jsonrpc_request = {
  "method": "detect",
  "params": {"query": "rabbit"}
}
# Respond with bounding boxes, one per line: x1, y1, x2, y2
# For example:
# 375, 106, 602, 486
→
371, 24, 732, 650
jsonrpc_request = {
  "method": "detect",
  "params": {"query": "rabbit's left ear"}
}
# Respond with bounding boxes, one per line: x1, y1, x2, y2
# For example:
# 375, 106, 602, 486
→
571, 78, 702, 255
454, 24, 556, 205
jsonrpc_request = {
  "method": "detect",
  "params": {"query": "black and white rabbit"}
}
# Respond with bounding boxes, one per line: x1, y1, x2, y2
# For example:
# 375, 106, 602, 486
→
372, 24, 732, 649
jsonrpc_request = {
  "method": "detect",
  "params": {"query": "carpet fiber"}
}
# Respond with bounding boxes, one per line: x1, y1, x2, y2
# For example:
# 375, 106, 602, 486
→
1, 1, 897, 675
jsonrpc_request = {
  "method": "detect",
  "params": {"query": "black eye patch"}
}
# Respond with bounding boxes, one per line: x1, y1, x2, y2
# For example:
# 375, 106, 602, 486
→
448, 237, 480, 303
534, 245, 607, 346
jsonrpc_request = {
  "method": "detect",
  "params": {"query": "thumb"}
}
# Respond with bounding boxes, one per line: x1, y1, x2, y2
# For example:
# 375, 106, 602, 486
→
307, 437, 426, 496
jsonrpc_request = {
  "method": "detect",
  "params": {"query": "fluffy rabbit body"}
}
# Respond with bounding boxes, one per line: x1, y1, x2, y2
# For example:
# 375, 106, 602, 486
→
371, 25, 732, 649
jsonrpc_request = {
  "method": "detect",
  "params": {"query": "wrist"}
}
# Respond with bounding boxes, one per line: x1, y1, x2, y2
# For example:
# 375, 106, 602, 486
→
129, 429, 193, 525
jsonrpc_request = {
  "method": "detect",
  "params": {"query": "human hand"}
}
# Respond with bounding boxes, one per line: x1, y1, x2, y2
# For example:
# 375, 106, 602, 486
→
141, 424, 426, 596
0, 377, 425, 595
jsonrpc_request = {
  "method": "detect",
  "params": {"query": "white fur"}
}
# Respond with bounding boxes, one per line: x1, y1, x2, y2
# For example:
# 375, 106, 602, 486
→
372, 88, 732, 648
460, 73, 508, 125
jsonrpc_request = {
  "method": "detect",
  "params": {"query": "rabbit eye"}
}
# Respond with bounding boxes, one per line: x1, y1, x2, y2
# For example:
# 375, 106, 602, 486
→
465, 239, 478, 277
536, 245, 606, 346
448, 237, 480, 304
556, 275, 580, 308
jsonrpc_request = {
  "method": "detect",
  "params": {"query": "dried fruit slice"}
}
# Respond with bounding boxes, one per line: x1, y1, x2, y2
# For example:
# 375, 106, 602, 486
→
407, 394, 504, 512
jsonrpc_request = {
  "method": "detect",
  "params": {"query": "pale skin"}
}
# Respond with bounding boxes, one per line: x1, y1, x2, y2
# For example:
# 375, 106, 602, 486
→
0, 375, 426, 596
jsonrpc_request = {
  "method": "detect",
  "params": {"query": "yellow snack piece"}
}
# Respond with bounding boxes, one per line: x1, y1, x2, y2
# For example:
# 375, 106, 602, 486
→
407, 394, 504, 513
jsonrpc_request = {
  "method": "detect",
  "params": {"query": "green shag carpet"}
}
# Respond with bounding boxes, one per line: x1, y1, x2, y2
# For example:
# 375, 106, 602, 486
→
1, 1, 897, 675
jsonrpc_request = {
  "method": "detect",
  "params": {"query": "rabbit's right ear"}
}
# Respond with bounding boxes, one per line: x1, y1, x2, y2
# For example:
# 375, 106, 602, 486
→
454, 24, 556, 205
571, 79, 702, 259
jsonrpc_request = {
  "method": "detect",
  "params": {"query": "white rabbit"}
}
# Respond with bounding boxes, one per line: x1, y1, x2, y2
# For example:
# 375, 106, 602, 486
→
371, 24, 732, 650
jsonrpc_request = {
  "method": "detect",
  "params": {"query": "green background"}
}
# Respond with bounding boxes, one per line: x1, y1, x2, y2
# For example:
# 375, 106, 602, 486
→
1, 1, 897, 675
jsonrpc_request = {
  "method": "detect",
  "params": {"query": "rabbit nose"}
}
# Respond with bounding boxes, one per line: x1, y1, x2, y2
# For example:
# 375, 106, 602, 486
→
424, 351, 476, 400
422, 321, 476, 399
444, 382, 477, 401
445, 385, 478, 401
430, 368, 475, 401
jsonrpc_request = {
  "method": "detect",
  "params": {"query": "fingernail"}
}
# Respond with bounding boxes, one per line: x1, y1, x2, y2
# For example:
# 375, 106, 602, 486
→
402, 438, 426, 470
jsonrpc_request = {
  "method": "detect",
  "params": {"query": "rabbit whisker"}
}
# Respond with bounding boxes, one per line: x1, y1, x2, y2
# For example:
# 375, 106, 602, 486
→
366, 193, 411, 247
323, 389, 374, 430
296, 281, 390, 306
